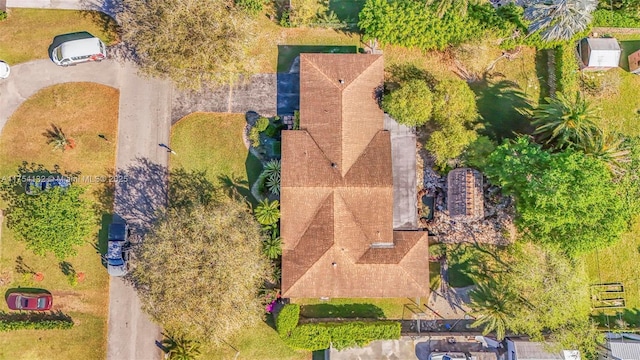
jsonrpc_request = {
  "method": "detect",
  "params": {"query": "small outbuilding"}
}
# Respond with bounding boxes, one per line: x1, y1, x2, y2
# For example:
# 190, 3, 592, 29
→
628, 49, 640, 74
447, 168, 483, 222
578, 37, 621, 70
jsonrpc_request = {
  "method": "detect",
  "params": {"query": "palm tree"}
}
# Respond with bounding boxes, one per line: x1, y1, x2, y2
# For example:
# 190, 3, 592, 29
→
469, 281, 515, 340
522, 0, 598, 41
43, 123, 75, 151
161, 332, 201, 360
254, 199, 280, 226
262, 159, 281, 196
583, 130, 630, 175
263, 236, 282, 259
532, 92, 599, 149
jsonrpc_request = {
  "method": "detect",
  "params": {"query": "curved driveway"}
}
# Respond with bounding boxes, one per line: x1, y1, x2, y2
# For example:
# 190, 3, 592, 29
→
0, 59, 168, 360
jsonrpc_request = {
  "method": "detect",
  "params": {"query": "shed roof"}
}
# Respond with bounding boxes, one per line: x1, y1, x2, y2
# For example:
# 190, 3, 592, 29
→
581, 38, 621, 68
609, 341, 640, 360
280, 54, 429, 298
447, 168, 484, 222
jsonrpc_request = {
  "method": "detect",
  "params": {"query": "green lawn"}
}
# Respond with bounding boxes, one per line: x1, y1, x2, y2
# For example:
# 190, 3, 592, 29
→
0, 8, 118, 65
584, 218, 640, 326
200, 321, 309, 360
293, 298, 426, 320
0, 83, 118, 359
170, 112, 263, 201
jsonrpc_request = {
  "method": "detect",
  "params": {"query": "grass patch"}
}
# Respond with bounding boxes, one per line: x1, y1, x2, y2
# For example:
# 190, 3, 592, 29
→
430, 262, 441, 290
170, 113, 263, 201
199, 320, 309, 360
0, 8, 119, 65
584, 218, 640, 326
0, 83, 118, 359
277, 45, 358, 73
328, 0, 365, 22
299, 303, 385, 318
0, 83, 119, 181
252, 16, 360, 73
292, 298, 422, 320
447, 263, 475, 288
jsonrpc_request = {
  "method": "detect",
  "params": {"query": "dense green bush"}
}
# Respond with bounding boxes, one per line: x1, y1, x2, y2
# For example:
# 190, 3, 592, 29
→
283, 321, 401, 351
235, 0, 265, 15
0, 319, 74, 331
249, 127, 261, 147
0, 11, 7, 21
359, 0, 516, 51
555, 44, 580, 95
382, 80, 433, 126
592, 9, 640, 27
276, 304, 300, 336
255, 117, 270, 132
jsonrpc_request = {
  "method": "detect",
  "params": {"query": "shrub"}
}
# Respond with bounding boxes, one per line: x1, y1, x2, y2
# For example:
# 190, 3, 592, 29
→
289, 0, 328, 26
283, 321, 401, 351
0, 319, 74, 331
592, 9, 640, 27
555, 44, 580, 96
235, 0, 265, 15
382, 80, 433, 126
359, 0, 517, 51
276, 304, 300, 336
0, 11, 7, 21
293, 111, 300, 130
249, 127, 261, 147
264, 124, 280, 138
255, 117, 270, 132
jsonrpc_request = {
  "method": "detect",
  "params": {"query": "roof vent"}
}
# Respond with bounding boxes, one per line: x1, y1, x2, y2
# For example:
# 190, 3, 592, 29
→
331, 162, 337, 169
338, 79, 345, 84
331, 262, 337, 267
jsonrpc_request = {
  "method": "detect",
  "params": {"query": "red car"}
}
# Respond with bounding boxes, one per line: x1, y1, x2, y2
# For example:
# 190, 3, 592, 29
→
6, 292, 52, 311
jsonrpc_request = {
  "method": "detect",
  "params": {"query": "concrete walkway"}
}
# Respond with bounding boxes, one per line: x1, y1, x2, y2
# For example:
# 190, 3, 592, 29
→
6, 0, 116, 17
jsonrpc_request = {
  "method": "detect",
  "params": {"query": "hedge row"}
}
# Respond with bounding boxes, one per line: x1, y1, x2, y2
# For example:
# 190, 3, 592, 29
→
276, 304, 401, 351
285, 321, 401, 351
0, 319, 74, 331
276, 304, 300, 337
592, 9, 640, 28
555, 43, 580, 96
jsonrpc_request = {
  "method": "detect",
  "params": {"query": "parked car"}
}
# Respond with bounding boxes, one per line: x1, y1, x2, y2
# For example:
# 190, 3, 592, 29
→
106, 222, 130, 276
51, 35, 106, 67
0, 61, 10, 79
6, 291, 53, 311
429, 353, 469, 360
25, 177, 70, 195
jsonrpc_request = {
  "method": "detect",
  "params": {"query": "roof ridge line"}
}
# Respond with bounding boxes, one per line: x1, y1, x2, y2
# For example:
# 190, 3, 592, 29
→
336, 191, 376, 246
302, 55, 342, 91
289, 190, 334, 250
300, 129, 342, 175
342, 130, 388, 178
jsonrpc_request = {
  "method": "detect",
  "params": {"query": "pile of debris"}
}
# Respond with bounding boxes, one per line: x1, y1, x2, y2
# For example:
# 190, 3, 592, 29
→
416, 145, 515, 246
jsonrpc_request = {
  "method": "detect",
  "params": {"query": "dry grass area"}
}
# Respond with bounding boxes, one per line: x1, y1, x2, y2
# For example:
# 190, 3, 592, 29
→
0, 83, 119, 181
0, 8, 119, 65
252, 17, 360, 73
0, 82, 119, 359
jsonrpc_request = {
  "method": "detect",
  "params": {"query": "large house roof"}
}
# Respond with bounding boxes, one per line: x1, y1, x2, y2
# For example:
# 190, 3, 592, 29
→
280, 53, 429, 298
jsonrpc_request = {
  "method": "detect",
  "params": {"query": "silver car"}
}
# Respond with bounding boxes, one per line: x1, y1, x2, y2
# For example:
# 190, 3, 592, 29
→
106, 222, 130, 276
0, 61, 10, 79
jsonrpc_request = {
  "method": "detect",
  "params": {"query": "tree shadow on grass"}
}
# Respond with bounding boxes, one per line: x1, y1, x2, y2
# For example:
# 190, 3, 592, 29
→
217, 174, 252, 203
4, 287, 51, 301
299, 303, 386, 319
277, 45, 358, 73
471, 79, 534, 141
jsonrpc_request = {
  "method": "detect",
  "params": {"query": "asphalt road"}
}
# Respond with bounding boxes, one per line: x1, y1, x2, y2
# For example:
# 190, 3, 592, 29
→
0, 59, 167, 360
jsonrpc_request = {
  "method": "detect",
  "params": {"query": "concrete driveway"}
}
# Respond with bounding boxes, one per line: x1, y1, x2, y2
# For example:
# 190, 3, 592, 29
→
0, 58, 167, 360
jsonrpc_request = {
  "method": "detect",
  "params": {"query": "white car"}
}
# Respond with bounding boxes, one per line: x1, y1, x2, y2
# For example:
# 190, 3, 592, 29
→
0, 61, 10, 79
429, 353, 469, 360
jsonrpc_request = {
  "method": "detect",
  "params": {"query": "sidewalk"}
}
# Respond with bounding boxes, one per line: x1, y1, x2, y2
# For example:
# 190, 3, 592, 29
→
5, 0, 115, 17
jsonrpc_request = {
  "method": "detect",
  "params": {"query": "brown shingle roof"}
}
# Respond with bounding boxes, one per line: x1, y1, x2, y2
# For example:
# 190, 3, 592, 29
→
281, 54, 429, 298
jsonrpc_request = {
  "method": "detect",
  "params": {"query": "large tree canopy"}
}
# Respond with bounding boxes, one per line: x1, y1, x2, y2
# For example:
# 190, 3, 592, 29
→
132, 193, 270, 344
468, 242, 601, 356
483, 137, 630, 255
382, 80, 433, 127
1, 179, 92, 260
118, 0, 257, 89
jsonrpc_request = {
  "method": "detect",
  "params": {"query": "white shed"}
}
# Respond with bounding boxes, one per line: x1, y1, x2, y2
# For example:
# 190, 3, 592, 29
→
578, 37, 621, 70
